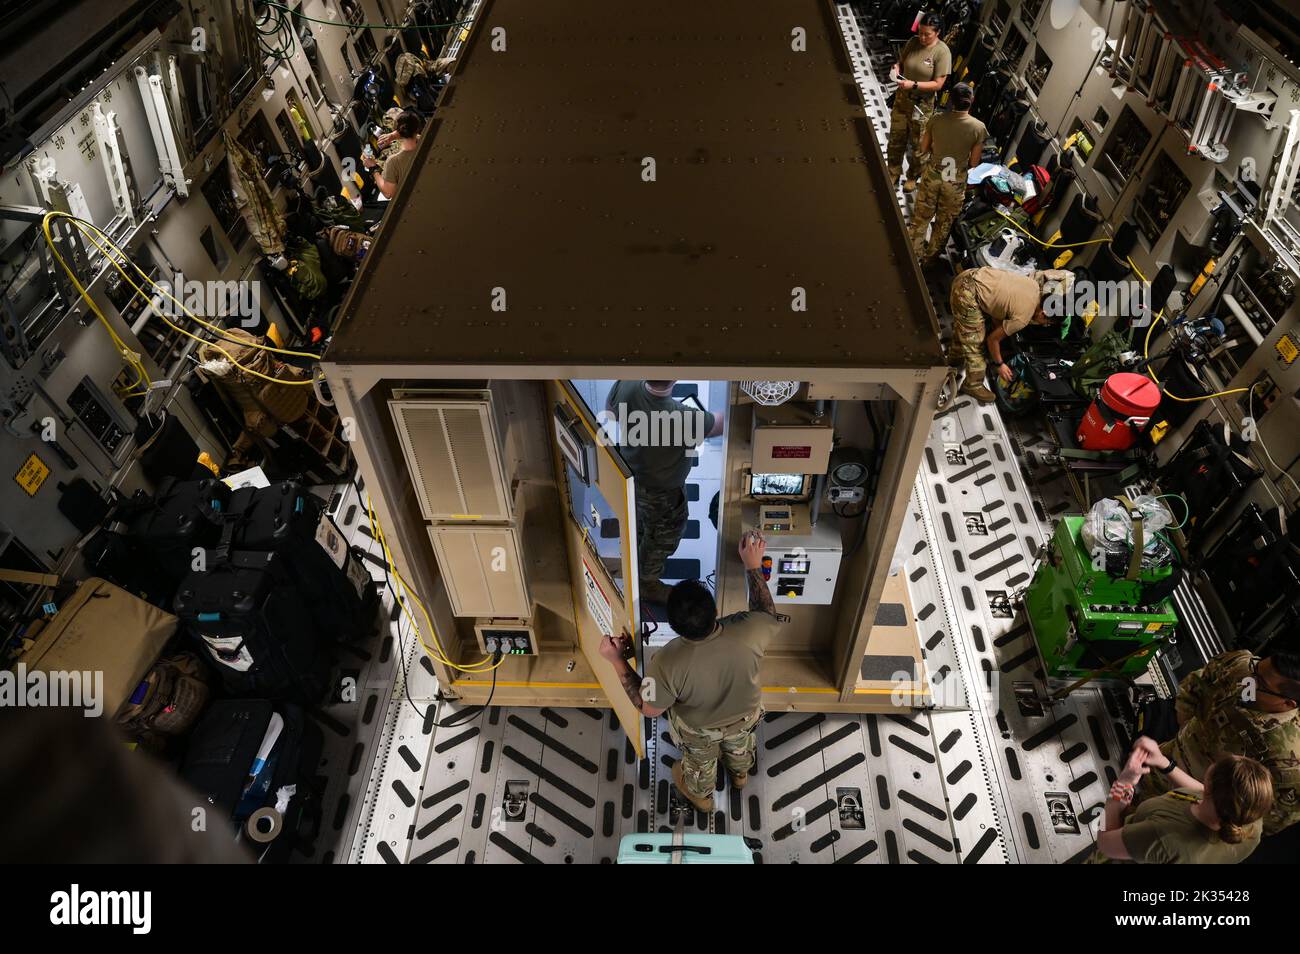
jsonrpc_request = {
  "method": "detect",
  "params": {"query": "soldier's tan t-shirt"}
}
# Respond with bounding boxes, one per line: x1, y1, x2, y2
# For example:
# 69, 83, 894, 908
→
1120, 789, 1262, 864
926, 111, 986, 177
899, 37, 952, 87
970, 267, 1074, 334
606, 381, 716, 491
382, 148, 418, 189
646, 611, 782, 728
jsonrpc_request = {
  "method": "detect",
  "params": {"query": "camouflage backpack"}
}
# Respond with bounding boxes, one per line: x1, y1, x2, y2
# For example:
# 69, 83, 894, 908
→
116, 652, 211, 738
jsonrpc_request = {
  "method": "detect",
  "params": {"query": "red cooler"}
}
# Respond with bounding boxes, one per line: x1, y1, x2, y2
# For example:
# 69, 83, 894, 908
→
1076, 373, 1161, 452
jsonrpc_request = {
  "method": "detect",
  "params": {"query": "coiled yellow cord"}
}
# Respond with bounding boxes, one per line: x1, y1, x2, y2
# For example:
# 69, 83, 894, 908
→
41, 214, 151, 395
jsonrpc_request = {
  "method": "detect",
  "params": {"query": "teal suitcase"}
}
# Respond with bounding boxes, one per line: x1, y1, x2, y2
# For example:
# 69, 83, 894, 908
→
616, 832, 755, 864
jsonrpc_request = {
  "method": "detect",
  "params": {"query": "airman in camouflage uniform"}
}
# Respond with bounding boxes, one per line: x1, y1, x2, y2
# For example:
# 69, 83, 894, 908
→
1136, 649, 1300, 836
947, 267, 1073, 403
909, 83, 985, 262
606, 380, 720, 604
886, 18, 951, 189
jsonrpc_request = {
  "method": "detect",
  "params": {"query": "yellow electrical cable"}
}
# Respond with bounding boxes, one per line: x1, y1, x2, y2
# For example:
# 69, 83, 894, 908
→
1142, 312, 1255, 402
42, 213, 316, 390
374, 507, 502, 673
47, 214, 319, 389
365, 495, 501, 672
998, 217, 1248, 405
45, 213, 325, 392
51, 212, 321, 362
1131, 257, 1254, 401
41, 214, 151, 394
992, 208, 1113, 250
986, 202, 1254, 406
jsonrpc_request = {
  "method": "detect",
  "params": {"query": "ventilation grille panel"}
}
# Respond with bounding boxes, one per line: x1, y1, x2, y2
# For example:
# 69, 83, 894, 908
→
428, 526, 529, 618
390, 399, 512, 521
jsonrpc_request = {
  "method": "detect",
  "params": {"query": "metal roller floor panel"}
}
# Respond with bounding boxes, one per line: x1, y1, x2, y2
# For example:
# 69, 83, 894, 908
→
321, 7, 1188, 864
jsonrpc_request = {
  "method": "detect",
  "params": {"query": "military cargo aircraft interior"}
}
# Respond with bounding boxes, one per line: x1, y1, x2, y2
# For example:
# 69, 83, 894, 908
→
0, 0, 1298, 902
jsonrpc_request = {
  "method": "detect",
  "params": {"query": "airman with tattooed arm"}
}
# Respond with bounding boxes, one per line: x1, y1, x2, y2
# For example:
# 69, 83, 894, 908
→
597, 530, 782, 811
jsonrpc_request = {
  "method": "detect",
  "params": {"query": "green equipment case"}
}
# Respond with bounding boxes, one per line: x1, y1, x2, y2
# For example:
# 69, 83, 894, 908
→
1024, 515, 1177, 680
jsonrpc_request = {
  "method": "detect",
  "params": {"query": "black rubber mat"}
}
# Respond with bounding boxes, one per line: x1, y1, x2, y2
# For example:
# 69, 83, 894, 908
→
861, 655, 917, 682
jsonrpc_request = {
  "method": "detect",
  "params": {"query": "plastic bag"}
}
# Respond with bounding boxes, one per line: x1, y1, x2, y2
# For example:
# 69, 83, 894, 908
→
1080, 495, 1174, 569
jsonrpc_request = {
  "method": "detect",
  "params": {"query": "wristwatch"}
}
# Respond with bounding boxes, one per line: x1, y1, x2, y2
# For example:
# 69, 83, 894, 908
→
1159, 757, 1177, 775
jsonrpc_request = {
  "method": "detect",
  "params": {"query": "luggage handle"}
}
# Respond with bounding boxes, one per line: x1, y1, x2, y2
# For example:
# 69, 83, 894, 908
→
637, 844, 712, 855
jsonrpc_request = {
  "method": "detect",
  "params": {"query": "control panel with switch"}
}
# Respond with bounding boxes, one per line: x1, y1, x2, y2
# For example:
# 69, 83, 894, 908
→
752, 516, 843, 605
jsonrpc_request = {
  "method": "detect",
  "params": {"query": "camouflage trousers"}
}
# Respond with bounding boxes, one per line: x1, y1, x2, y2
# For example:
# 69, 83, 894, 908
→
886, 91, 935, 182
948, 269, 988, 380
668, 707, 762, 800
635, 485, 688, 586
909, 170, 965, 260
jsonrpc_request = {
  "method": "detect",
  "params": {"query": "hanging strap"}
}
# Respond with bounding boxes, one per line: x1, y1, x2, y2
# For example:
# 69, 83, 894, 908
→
1116, 494, 1144, 581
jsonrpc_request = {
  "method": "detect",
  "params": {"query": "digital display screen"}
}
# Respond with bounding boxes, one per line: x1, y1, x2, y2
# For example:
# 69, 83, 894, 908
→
751, 473, 806, 497
779, 558, 810, 574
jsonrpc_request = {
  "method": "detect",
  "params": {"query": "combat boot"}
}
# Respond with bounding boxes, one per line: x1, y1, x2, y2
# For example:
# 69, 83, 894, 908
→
960, 380, 996, 404
671, 761, 715, 812
729, 771, 749, 790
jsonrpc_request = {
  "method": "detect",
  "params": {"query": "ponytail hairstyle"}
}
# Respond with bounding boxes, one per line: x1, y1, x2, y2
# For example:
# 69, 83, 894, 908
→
1206, 755, 1273, 844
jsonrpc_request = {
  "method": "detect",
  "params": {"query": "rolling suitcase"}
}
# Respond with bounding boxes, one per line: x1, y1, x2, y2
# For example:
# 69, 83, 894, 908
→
174, 549, 330, 704
89, 477, 232, 606
179, 698, 323, 864
123, 476, 230, 559
616, 832, 756, 864
224, 481, 378, 643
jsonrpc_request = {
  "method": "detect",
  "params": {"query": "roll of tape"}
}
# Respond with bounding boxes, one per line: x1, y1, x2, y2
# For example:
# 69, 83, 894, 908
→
246, 806, 283, 843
